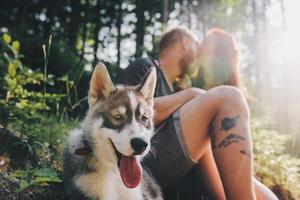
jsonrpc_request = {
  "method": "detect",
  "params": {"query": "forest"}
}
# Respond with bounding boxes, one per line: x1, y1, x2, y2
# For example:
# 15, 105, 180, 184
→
0, 0, 299, 199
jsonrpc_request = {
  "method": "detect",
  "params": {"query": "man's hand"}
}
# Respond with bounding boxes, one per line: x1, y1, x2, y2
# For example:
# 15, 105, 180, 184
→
175, 74, 192, 90
185, 87, 206, 100
154, 87, 206, 124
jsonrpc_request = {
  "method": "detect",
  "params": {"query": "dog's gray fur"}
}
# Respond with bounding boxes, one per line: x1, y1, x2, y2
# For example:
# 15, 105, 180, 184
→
63, 63, 163, 200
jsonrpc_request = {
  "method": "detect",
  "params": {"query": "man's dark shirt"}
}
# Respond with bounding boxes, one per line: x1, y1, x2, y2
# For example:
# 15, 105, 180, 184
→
116, 57, 172, 98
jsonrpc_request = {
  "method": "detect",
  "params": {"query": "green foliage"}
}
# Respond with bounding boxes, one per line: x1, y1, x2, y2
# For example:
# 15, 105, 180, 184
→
10, 168, 61, 192
252, 119, 300, 199
0, 34, 76, 187
2, 116, 74, 191
0, 33, 64, 132
27, 117, 75, 170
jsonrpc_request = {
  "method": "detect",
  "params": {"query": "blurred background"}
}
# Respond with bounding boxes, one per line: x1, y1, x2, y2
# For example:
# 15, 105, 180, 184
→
0, 0, 299, 199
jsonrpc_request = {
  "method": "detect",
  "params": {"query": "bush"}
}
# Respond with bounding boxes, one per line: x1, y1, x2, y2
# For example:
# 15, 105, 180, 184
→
0, 33, 63, 132
252, 119, 300, 200
0, 34, 76, 194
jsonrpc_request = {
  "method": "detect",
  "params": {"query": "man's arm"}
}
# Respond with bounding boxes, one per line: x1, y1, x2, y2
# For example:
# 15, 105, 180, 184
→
154, 88, 206, 124
117, 58, 206, 124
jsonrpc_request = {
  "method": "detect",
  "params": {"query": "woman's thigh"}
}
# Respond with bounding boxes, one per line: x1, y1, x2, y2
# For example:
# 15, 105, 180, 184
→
179, 89, 220, 161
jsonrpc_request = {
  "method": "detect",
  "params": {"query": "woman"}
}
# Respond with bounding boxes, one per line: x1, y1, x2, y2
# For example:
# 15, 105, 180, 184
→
174, 28, 277, 200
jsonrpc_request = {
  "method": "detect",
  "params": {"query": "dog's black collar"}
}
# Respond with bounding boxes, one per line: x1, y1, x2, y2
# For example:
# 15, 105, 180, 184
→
74, 139, 93, 156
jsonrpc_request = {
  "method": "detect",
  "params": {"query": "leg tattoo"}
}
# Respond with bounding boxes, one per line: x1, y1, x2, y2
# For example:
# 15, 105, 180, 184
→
220, 116, 240, 131
240, 149, 251, 158
210, 126, 216, 150
218, 133, 246, 148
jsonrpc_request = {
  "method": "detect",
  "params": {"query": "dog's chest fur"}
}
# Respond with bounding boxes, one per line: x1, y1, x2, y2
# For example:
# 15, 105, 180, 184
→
63, 128, 162, 200
75, 172, 144, 200
73, 129, 144, 200
74, 161, 144, 200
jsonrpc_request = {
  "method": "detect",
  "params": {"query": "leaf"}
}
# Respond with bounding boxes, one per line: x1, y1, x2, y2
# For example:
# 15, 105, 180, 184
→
12, 41, 20, 52
86, 39, 94, 46
12, 59, 21, 69
33, 168, 59, 177
19, 179, 30, 191
8, 63, 16, 77
43, 142, 50, 148
16, 99, 28, 109
32, 176, 61, 184
3, 33, 11, 44
10, 170, 28, 178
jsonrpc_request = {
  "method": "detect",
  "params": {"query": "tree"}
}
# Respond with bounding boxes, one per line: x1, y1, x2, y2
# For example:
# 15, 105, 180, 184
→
117, 0, 123, 66
134, 0, 146, 58
162, 0, 169, 23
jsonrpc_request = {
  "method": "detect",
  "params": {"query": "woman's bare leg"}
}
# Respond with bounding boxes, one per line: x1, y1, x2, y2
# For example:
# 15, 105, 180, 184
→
254, 179, 279, 200
179, 86, 255, 199
196, 145, 226, 200
196, 146, 278, 200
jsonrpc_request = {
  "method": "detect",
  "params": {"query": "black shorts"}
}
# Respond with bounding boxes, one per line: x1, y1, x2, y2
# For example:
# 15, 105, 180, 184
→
142, 109, 197, 189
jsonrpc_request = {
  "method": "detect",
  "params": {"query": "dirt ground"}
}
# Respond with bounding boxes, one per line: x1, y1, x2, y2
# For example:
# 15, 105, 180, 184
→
0, 127, 66, 200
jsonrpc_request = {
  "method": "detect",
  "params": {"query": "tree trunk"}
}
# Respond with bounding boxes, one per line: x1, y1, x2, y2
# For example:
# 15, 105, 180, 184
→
162, 0, 169, 23
80, 0, 90, 60
93, 0, 102, 66
134, 0, 145, 58
69, 0, 81, 50
117, 0, 123, 66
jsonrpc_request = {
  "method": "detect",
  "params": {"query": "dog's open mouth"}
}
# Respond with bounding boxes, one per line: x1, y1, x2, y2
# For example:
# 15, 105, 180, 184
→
110, 140, 142, 189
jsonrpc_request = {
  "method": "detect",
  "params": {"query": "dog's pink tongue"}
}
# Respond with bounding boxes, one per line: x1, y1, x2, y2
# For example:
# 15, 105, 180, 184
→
119, 155, 142, 188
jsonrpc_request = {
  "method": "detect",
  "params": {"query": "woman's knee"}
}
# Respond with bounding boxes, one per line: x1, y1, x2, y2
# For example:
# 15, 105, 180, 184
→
210, 85, 244, 100
181, 86, 247, 117
208, 86, 249, 113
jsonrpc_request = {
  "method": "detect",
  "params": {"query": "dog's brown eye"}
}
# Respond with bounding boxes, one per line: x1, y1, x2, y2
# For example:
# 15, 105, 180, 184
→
141, 115, 148, 122
112, 114, 122, 121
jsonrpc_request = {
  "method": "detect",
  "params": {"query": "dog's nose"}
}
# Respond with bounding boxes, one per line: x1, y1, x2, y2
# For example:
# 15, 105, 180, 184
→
131, 138, 148, 154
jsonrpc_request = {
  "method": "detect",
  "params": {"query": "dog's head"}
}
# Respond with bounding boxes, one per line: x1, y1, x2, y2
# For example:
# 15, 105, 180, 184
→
87, 63, 156, 188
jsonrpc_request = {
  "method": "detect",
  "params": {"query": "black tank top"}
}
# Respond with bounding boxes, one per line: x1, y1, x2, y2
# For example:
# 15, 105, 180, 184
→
116, 57, 173, 98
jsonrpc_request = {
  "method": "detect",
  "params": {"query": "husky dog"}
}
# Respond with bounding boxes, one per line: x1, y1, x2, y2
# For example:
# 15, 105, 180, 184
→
63, 63, 163, 200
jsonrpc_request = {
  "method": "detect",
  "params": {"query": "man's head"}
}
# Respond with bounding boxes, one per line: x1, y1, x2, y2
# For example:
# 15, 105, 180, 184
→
159, 26, 200, 76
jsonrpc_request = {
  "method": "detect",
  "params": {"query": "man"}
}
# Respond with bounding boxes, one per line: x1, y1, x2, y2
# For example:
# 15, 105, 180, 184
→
117, 27, 276, 200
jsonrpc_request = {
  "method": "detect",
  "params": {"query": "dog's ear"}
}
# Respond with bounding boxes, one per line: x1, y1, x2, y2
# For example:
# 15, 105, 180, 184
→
89, 63, 115, 106
138, 67, 157, 104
